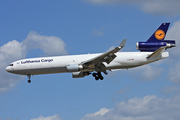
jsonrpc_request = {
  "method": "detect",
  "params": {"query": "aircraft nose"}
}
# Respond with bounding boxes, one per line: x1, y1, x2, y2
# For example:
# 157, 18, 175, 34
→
6, 66, 13, 72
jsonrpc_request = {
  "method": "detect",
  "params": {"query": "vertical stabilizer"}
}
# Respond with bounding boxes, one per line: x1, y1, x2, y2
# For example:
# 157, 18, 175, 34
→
147, 23, 170, 42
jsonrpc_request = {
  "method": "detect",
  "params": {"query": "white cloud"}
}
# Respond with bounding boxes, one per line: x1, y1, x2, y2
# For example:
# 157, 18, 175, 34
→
31, 114, 62, 120
165, 21, 180, 84
84, 0, 180, 16
129, 64, 163, 82
0, 40, 26, 93
166, 20, 180, 59
0, 32, 67, 93
0, 40, 26, 60
23, 31, 68, 56
139, 0, 180, 16
162, 85, 180, 95
81, 94, 180, 120
82, 108, 111, 119
169, 61, 180, 84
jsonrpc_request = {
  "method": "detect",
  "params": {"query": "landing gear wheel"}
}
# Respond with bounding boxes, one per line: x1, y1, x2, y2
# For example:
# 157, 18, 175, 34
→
93, 72, 104, 81
28, 80, 31, 83
92, 73, 97, 77
97, 72, 103, 80
27, 74, 31, 83
95, 77, 99, 80
99, 76, 104, 80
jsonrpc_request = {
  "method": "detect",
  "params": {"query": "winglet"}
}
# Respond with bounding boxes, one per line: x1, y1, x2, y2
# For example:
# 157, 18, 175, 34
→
113, 39, 127, 53
146, 46, 166, 59
119, 39, 127, 48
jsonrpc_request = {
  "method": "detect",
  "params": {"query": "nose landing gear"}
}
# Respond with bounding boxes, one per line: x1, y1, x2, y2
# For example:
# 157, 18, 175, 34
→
27, 74, 31, 83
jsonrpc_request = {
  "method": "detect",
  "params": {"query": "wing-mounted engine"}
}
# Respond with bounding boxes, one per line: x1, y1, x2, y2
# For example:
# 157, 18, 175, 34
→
72, 71, 91, 78
136, 40, 176, 52
66, 64, 84, 72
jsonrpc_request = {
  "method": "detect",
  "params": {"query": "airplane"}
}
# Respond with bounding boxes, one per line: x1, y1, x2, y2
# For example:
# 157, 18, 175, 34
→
6, 23, 176, 83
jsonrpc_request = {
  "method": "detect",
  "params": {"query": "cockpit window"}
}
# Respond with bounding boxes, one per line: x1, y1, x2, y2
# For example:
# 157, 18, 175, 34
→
9, 64, 13, 66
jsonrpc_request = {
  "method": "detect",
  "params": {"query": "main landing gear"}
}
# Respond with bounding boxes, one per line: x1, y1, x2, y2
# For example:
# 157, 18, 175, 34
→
27, 74, 31, 83
92, 72, 104, 80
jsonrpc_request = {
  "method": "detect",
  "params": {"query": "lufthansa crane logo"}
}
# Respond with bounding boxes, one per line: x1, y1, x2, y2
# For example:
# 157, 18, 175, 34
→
155, 29, 165, 40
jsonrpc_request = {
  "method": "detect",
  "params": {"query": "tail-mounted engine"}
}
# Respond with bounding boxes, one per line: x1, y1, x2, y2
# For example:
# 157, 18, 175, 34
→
136, 40, 176, 52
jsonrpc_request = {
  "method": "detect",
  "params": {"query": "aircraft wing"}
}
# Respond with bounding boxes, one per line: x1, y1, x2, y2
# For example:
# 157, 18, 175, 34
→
81, 39, 127, 68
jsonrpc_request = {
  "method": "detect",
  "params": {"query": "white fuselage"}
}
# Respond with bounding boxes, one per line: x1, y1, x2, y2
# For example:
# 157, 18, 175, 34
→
6, 51, 169, 76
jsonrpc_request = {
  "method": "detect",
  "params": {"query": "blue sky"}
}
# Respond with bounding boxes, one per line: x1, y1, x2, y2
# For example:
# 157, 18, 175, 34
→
1, 0, 180, 120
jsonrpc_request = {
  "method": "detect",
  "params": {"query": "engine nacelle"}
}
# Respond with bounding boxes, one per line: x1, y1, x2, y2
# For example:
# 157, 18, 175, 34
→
66, 64, 83, 72
72, 72, 91, 78
136, 40, 175, 52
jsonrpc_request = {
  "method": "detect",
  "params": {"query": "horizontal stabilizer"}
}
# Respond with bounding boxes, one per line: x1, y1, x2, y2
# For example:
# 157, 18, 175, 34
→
146, 46, 166, 59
